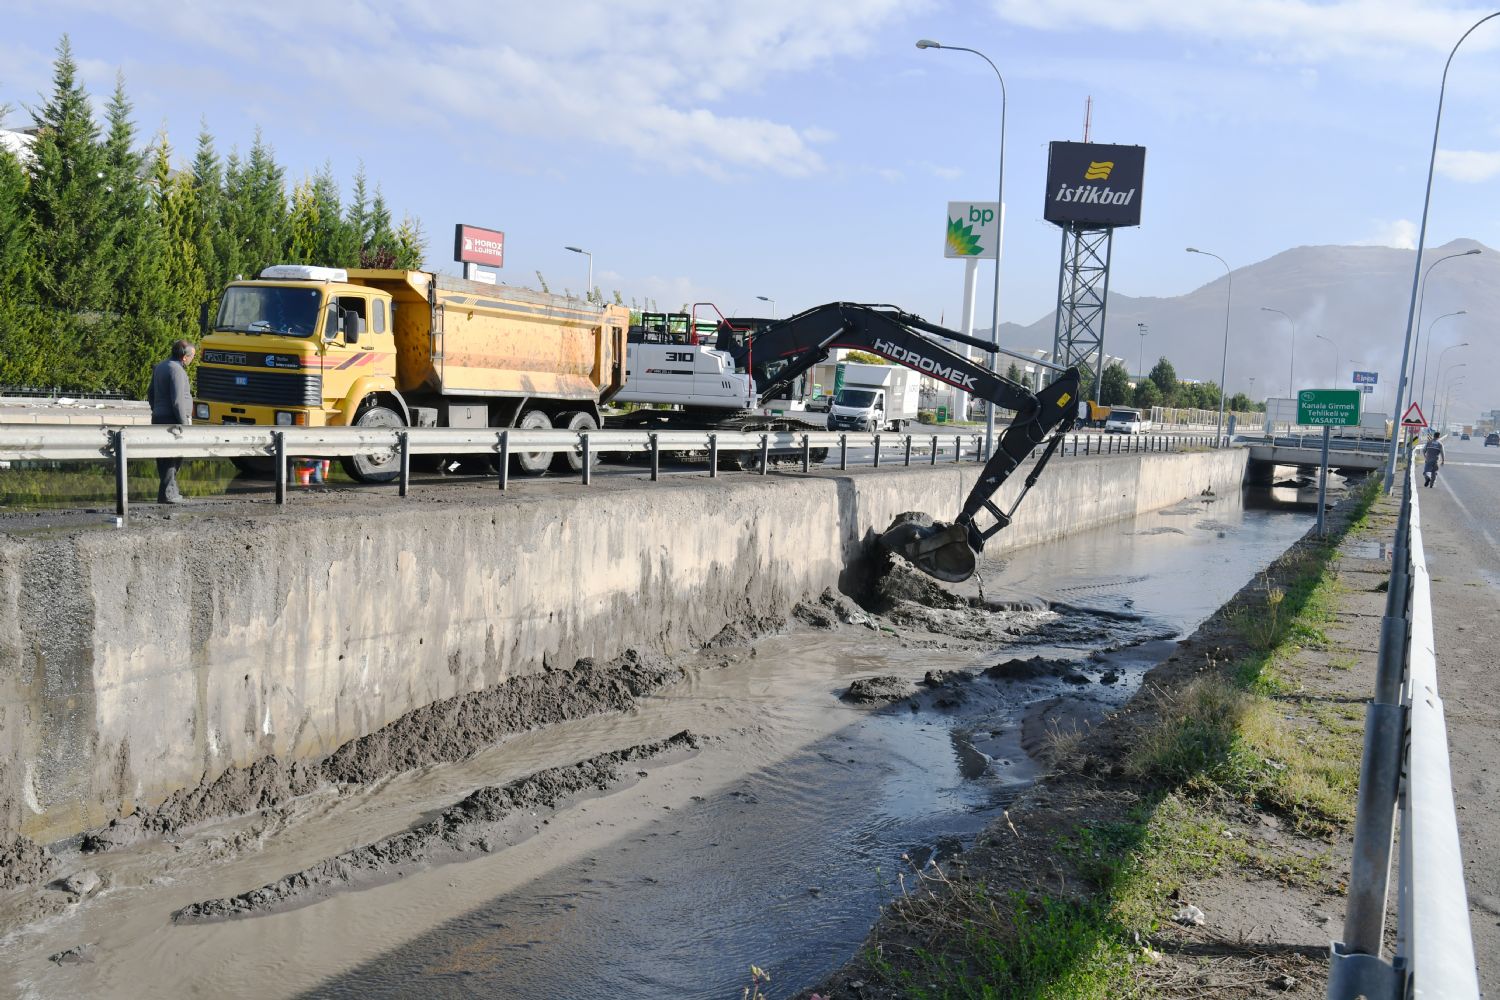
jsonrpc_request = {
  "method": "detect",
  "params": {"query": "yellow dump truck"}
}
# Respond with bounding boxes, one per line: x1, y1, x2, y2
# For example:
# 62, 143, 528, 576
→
194, 265, 628, 481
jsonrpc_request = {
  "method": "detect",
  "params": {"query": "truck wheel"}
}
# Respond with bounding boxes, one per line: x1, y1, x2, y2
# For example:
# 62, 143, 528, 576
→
551, 411, 599, 472
340, 405, 404, 483
513, 409, 553, 476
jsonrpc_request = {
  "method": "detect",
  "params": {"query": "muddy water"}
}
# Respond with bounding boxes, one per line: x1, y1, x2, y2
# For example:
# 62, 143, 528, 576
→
2, 488, 1317, 999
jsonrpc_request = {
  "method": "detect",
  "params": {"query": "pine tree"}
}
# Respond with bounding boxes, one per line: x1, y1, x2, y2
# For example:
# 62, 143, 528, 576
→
359, 185, 397, 267
190, 122, 229, 295
1148, 357, 1177, 398
310, 164, 355, 266
223, 129, 286, 280
148, 137, 207, 332
25, 36, 115, 316
345, 165, 369, 249
1099, 362, 1131, 406
392, 213, 426, 269
0, 143, 37, 386
284, 178, 321, 263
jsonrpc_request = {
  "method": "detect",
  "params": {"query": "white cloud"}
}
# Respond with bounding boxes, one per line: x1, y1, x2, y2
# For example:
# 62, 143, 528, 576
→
59, 0, 915, 178
989, 1, 1498, 62
1358, 219, 1418, 248
926, 163, 962, 180
1436, 149, 1500, 182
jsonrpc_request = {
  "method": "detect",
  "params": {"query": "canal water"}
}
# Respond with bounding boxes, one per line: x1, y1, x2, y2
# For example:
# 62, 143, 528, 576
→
0, 485, 1324, 999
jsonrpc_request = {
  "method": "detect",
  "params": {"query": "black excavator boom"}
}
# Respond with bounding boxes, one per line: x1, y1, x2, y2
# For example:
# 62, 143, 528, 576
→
726, 303, 1081, 581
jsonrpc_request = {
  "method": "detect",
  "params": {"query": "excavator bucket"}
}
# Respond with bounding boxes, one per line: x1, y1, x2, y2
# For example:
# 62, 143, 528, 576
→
879, 511, 977, 583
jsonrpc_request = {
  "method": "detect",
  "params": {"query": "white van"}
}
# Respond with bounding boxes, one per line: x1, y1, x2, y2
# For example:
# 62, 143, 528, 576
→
1104, 407, 1151, 434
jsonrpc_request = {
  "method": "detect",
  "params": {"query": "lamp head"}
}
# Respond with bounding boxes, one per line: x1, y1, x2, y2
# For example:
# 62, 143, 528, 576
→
564, 245, 585, 254
916, 38, 941, 49
756, 295, 771, 302
1466, 248, 1482, 255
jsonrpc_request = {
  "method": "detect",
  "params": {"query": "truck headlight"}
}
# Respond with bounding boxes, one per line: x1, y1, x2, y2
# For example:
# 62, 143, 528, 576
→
194, 402, 209, 420
275, 411, 295, 426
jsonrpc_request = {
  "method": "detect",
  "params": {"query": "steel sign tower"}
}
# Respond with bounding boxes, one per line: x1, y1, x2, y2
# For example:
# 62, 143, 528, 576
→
1045, 142, 1145, 399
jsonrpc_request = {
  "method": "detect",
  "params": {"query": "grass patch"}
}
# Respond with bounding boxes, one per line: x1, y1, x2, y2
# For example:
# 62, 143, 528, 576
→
865, 477, 1384, 997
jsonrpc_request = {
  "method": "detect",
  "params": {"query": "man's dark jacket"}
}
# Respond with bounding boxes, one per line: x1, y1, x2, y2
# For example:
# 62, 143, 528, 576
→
147, 359, 193, 425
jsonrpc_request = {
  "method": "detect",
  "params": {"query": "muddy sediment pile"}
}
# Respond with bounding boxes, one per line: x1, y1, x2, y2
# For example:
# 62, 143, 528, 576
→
173, 731, 701, 923
80, 649, 682, 855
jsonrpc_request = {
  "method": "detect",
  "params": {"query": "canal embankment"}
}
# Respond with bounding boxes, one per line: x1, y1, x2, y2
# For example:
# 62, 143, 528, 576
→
0, 448, 1246, 860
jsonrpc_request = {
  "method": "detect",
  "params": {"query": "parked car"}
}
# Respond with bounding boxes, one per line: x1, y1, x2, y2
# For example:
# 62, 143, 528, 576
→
805, 395, 832, 412
1104, 407, 1151, 434
1487, 432, 1499, 447
1461, 432, 1471, 440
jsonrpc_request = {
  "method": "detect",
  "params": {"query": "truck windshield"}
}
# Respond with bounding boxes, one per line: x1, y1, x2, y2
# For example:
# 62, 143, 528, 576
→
835, 388, 878, 408
215, 285, 323, 337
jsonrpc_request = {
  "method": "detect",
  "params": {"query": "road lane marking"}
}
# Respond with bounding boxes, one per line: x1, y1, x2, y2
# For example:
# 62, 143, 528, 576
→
1439, 474, 1500, 552
1443, 461, 1500, 468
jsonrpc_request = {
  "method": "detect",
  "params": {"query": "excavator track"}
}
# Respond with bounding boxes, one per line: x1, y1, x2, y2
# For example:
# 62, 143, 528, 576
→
614, 411, 829, 469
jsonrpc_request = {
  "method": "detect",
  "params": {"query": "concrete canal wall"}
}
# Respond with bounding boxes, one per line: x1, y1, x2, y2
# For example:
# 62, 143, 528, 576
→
0, 447, 1247, 843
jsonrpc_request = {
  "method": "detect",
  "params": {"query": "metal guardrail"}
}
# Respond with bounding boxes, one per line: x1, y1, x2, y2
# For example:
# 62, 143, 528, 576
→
0, 425, 1224, 524
1329, 454, 1479, 999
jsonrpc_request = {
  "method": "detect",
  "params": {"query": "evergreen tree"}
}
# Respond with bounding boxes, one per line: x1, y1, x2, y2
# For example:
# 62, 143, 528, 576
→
310, 164, 356, 266
190, 122, 230, 296
283, 178, 321, 264
1005, 362, 1022, 385
392, 213, 426, 269
0, 144, 38, 386
1132, 379, 1161, 409
1099, 362, 1131, 406
359, 185, 396, 267
102, 73, 153, 319
222, 129, 286, 280
147, 137, 207, 332
345, 165, 369, 249
25, 36, 115, 316
1148, 357, 1176, 398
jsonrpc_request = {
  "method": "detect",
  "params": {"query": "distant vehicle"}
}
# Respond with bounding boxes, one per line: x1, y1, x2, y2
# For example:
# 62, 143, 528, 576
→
1461, 432, 1471, 440
1104, 407, 1150, 434
1487, 432, 1499, 447
827, 362, 919, 432
805, 395, 832, 412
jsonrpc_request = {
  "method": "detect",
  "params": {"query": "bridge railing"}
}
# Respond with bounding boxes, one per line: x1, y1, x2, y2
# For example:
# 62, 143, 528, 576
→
1328, 454, 1479, 1000
0, 425, 1225, 523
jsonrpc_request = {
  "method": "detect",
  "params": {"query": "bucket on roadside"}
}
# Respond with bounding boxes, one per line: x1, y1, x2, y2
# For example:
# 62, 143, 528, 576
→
296, 464, 313, 486
318, 460, 330, 483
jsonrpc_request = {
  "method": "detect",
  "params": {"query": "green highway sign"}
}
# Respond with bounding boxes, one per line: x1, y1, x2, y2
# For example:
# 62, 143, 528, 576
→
1297, 389, 1361, 427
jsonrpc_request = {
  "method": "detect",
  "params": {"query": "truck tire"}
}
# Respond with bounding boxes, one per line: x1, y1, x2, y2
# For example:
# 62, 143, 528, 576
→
551, 411, 599, 473
513, 409, 553, 476
340, 405, 404, 483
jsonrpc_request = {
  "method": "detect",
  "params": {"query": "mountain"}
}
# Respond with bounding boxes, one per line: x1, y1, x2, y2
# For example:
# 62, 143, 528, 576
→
986, 238, 1496, 421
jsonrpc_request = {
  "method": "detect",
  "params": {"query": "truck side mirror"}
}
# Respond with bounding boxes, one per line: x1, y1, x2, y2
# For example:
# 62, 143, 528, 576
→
343, 310, 362, 345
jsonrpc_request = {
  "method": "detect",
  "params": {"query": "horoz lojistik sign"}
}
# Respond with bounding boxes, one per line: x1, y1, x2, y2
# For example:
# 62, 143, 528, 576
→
454, 224, 505, 268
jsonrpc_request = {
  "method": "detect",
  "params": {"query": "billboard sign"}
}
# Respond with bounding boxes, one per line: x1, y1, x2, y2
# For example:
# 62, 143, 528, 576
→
1043, 142, 1146, 228
1298, 389, 1361, 427
1352, 370, 1378, 385
454, 224, 505, 268
944, 201, 1003, 260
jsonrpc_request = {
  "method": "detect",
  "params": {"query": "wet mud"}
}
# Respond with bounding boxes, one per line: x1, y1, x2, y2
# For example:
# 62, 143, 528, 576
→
173, 731, 701, 924
74, 649, 681, 860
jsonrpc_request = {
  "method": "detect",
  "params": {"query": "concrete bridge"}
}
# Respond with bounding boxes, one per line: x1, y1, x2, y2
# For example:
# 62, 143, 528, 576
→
1245, 433, 1388, 483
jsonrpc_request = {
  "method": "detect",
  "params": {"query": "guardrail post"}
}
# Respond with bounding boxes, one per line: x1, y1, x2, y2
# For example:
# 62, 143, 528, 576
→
581, 432, 592, 485
708, 433, 719, 477
111, 428, 128, 524
801, 433, 811, 473
930, 434, 938, 465
273, 431, 287, 505
650, 432, 661, 481
1084, 435, 1091, 456
759, 433, 769, 475
497, 430, 509, 490
839, 434, 848, 470
904, 434, 912, 466
872, 433, 881, 468
398, 430, 410, 497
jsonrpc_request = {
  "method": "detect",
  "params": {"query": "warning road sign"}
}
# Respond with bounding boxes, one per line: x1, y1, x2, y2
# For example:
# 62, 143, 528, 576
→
1401, 402, 1427, 428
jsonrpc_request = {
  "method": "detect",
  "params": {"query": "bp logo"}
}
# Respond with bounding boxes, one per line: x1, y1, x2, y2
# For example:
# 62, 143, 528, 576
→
945, 204, 993, 256
1084, 160, 1114, 180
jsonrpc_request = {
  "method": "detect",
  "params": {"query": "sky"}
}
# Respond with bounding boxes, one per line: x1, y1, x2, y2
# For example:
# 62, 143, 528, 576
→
4, 1, 1500, 382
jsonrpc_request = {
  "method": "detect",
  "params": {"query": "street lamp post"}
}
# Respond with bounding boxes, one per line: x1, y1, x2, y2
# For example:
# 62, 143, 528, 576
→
1437, 362, 1467, 426
1429, 340, 1468, 416
1412, 251, 1479, 388
918, 38, 1006, 459
1136, 322, 1148, 384
1381, 12, 1500, 492
564, 246, 593, 302
1439, 371, 1467, 430
1314, 333, 1340, 387
756, 295, 776, 319
1418, 312, 1466, 417
1259, 307, 1296, 396
1186, 248, 1232, 441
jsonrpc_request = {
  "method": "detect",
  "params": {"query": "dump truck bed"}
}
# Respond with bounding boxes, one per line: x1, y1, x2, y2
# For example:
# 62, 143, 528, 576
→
346, 270, 627, 403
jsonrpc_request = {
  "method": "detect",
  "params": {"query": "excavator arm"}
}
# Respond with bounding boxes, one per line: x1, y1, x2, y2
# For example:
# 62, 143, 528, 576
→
729, 303, 1081, 582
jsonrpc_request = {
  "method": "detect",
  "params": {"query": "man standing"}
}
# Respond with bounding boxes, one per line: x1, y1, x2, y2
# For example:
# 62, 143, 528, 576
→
146, 339, 196, 503
1422, 430, 1445, 489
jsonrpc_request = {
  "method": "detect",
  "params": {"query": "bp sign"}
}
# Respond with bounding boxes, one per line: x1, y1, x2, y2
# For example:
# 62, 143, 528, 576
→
944, 201, 1002, 259
1297, 389, 1361, 427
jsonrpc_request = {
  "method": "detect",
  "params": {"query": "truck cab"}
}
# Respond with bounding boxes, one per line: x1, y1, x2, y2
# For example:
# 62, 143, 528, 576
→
828, 386, 887, 432
194, 265, 398, 429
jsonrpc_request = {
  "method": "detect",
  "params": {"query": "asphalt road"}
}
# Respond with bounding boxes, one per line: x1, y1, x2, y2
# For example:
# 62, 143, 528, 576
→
1416, 435, 1500, 990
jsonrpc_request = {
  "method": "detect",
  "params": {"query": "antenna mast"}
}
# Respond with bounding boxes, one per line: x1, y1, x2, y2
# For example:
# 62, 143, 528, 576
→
1082, 96, 1092, 141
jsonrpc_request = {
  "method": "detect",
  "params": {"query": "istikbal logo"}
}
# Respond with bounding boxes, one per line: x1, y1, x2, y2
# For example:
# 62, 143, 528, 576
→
1084, 160, 1114, 180
1053, 158, 1136, 207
